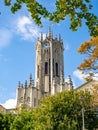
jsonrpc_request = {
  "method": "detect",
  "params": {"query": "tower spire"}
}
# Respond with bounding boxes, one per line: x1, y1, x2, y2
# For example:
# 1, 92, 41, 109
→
68, 75, 73, 89
25, 80, 27, 88
59, 34, 61, 42
30, 73, 32, 84
48, 27, 52, 39
41, 32, 43, 41
18, 81, 21, 88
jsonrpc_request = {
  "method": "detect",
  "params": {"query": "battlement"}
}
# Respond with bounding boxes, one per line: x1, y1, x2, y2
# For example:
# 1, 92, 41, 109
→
36, 28, 63, 46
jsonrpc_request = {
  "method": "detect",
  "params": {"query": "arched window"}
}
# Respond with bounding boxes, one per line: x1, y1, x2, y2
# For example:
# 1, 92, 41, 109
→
56, 63, 58, 76
45, 62, 48, 74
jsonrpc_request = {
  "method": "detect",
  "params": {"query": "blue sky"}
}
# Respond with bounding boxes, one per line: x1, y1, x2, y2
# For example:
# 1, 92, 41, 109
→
0, 0, 98, 108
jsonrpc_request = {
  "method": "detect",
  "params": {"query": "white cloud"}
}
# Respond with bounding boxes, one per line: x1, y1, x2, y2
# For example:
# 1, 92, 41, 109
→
73, 70, 87, 81
73, 69, 98, 81
93, 73, 98, 80
2, 99, 16, 109
16, 16, 40, 41
0, 29, 12, 49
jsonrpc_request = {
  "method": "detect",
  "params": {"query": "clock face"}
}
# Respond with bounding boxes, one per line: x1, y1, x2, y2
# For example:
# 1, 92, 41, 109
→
43, 43, 50, 48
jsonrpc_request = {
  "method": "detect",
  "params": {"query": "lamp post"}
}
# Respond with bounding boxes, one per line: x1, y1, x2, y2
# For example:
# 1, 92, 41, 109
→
80, 96, 85, 130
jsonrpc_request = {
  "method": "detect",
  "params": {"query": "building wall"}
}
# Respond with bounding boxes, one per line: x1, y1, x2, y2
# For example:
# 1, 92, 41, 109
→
76, 80, 98, 94
0, 105, 6, 114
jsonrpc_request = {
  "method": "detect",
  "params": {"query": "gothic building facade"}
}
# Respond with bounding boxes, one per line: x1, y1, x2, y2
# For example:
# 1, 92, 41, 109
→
16, 29, 73, 108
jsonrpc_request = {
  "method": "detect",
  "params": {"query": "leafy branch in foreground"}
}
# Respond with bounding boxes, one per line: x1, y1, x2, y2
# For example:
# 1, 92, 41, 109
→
78, 36, 98, 80
4, 0, 98, 36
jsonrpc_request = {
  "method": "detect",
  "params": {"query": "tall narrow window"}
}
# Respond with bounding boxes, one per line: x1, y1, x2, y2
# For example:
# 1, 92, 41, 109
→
56, 63, 58, 76
53, 59, 54, 75
45, 62, 48, 74
49, 59, 50, 74
37, 65, 39, 78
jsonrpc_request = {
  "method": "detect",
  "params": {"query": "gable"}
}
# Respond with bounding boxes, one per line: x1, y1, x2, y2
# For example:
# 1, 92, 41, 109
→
76, 80, 98, 94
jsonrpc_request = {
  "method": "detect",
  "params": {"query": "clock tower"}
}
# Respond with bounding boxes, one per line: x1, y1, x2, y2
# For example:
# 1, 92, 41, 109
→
16, 28, 73, 108
35, 28, 64, 99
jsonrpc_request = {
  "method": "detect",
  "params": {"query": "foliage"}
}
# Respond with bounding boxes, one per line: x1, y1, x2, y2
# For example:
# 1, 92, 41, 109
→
0, 91, 98, 129
4, 0, 98, 36
10, 104, 33, 130
0, 113, 15, 130
16, 103, 31, 112
10, 110, 33, 130
78, 36, 98, 80
31, 90, 97, 130
0, 113, 3, 129
84, 109, 98, 130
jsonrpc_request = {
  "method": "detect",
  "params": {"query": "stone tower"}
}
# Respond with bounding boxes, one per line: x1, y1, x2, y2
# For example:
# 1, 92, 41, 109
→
16, 29, 73, 108
35, 28, 64, 98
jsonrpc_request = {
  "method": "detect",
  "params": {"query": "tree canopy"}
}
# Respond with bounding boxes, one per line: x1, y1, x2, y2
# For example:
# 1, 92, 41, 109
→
78, 36, 98, 80
0, 90, 98, 130
29, 90, 98, 130
4, 0, 98, 36
0, 113, 15, 130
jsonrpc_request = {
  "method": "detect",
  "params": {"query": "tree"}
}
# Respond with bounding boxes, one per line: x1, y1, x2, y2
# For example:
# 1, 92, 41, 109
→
10, 110, 33, 130
4, 0, 98, 36
10, 104, 34, 130
86, 83, 98, 129
0, 113, 15, 130
0, 113, 3, 130
31, 90, 98, 130
78, 36, 98, 80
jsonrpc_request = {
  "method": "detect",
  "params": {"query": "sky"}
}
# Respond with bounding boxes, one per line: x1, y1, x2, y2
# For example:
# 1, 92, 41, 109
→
0, 0, 98, 109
